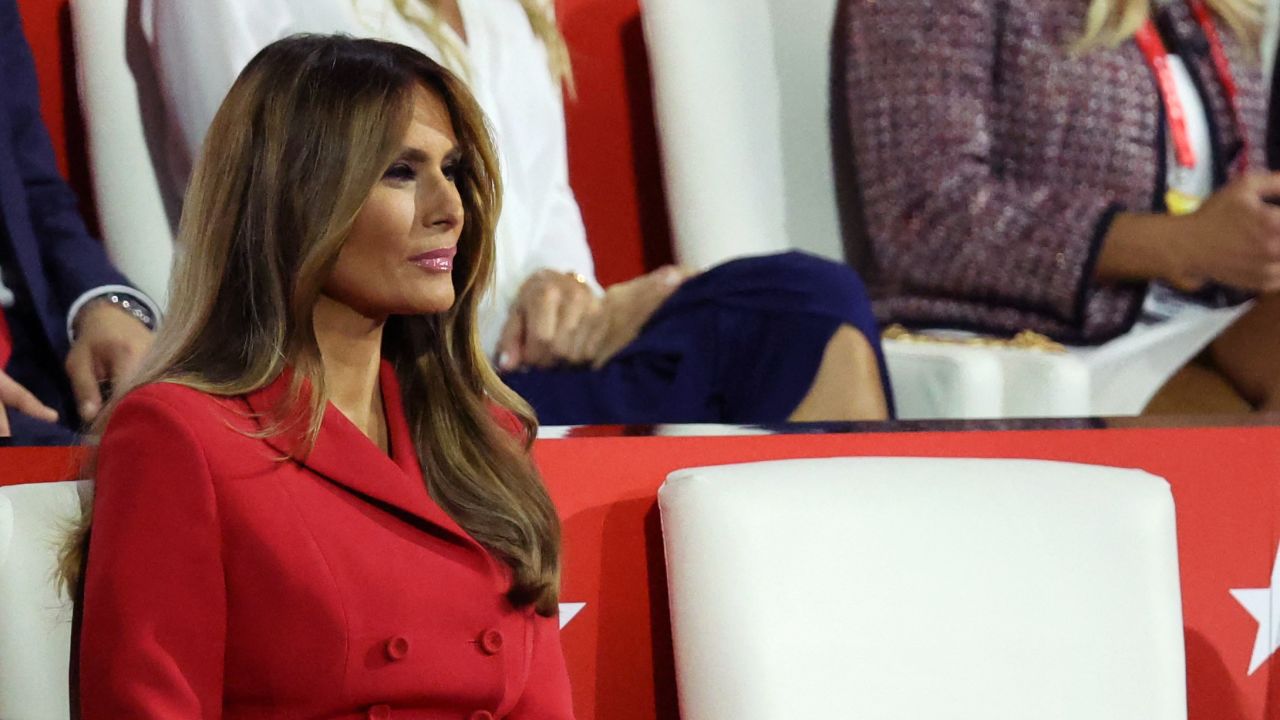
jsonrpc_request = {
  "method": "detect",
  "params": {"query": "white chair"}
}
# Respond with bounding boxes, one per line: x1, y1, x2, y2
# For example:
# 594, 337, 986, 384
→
658, 457, 1186, 720
0, 481, 90, 720
639, 0, 1248, 419
71, 0, 177, 308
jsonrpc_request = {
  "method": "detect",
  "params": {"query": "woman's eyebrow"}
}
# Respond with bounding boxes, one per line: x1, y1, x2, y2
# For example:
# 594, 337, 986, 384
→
398, 146, 462, 164
397, 147, 430, 164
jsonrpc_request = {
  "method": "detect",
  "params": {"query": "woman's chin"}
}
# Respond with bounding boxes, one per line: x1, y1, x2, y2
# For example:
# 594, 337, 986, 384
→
398, 291, 456, 316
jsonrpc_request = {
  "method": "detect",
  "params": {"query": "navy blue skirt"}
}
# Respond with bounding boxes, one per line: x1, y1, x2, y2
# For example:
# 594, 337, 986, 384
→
501, 252, 892, 425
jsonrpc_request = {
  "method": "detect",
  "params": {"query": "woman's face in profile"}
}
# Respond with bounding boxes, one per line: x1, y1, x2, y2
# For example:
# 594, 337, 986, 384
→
324, 84, 465, 319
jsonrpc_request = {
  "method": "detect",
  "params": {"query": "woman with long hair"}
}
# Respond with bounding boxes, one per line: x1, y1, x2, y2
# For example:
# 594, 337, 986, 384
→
69, 34, 573, 718
836, 0, 1278, 412
141, 0, 893, 425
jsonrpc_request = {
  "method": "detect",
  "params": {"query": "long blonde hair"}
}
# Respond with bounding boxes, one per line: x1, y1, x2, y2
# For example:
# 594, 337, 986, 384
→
386, 0, 575, 94
64, 35, 561, 614
1076, 0, 1264, 51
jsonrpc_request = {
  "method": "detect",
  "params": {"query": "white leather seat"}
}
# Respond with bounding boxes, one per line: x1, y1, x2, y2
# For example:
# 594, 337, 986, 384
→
71, 0, 176, 308
659, 457, 1186, 720
894, 301, 1246, 419
639, 0, 1249, 419
0, 481, 90, 720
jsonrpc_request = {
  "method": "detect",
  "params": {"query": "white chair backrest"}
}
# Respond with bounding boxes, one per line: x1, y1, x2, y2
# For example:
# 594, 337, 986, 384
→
659, 457, 1186, 720
641, 0, 844, 269
0, 481, 90, 720
71, 0, 176, 308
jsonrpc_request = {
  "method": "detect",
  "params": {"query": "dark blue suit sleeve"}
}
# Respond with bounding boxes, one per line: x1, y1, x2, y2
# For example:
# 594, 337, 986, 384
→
1, 0, 130, 308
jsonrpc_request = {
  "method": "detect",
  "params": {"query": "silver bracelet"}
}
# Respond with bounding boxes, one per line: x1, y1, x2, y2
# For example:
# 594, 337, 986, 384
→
77, 292, 156, 337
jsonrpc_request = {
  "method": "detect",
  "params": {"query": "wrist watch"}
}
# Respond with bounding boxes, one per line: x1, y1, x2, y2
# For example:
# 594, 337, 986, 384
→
72, 291, 157, 341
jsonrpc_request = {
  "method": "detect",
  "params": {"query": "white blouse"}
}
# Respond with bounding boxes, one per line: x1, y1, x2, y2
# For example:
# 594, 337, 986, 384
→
142, 0, 598, 354
1162, 56, 1213, 208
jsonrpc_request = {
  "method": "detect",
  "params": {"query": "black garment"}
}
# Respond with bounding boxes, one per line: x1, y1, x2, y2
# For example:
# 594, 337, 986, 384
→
1270, 48, 1280, 171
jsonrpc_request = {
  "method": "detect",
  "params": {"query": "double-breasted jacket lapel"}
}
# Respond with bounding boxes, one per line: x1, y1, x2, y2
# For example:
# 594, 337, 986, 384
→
241, 360, 484, 554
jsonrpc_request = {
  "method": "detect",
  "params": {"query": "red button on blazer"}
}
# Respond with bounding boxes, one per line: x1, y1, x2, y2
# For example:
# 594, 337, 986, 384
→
480, 629, 505, 655
385, 636, 410, 661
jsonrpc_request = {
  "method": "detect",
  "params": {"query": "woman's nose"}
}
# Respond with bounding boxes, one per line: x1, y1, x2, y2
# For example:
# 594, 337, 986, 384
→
422, 182, 463, 232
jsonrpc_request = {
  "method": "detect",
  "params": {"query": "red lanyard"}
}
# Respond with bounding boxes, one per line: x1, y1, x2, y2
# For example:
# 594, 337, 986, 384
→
0, 309, 9, 370
1133, 0, 1249, 172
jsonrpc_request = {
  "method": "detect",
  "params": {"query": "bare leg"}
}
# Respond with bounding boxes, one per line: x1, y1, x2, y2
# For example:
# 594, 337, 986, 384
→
1142, 362, 1251, 415
1207, 293, 1280, 411
788, 324, 889, 422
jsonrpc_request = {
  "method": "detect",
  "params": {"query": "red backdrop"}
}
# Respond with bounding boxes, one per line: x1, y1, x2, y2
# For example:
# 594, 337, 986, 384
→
5, 427, 1280, 719
14, 0, 672, 286
534, 428, 1280, 719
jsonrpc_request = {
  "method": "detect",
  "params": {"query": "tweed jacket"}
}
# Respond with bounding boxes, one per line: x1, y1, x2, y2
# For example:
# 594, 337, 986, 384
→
834, 0, 1269, 344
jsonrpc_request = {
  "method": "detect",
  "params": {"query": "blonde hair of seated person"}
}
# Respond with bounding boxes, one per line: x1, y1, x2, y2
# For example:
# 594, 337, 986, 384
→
1077, 0, 1264, 51
386, 0, 575, 93
62, 36, 562, 615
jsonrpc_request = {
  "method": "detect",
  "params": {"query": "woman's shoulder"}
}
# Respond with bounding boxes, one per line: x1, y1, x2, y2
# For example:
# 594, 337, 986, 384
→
108, 382, 251, 437
100, 382, 270, 477
117, 380, 232, 411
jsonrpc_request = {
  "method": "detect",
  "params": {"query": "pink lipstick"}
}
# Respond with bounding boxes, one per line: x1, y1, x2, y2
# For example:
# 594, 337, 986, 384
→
409, 246, 457, 272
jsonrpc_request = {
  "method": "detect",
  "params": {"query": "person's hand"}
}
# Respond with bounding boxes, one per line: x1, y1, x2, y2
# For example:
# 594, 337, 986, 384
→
0, 370, 59, 438
1173, 172, 1280, 292
65, 301, 154, 422
496, 265, 695, 371
573, 265, 694, 369
497, 269, 601, 370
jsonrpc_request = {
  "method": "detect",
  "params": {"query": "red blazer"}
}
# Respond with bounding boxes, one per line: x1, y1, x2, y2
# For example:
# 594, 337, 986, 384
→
79, 361, 574, 719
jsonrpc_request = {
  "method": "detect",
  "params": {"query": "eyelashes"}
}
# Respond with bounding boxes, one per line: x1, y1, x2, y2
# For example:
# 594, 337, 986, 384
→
383, 163, 417, 182
382, 160, 464, 184
442, 160, 461, 183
